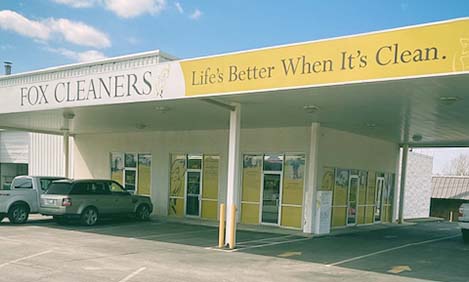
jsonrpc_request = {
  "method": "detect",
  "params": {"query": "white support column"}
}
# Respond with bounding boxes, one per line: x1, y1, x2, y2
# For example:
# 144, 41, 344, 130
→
63, 131, 70, 178
225, 103, 241, 247
62, 112, 74, 178
304, 122, 320, 234
398, 144, 409, 224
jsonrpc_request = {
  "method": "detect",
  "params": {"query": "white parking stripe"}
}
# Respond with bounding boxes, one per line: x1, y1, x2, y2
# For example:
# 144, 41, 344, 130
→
136, 229, 213, 239
0, 249, 54, 268
118, 267, 146, 282
233, 237, 311, 252
237, 235, 296, 245
326, 234, 460, 267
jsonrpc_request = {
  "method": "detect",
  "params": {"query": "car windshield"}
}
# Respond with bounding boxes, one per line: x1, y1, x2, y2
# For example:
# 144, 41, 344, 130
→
46, 183, 72, 195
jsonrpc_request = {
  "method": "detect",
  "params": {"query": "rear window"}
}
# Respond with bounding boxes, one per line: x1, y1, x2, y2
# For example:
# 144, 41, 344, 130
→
46, 183, 73, 195
40, 178, 65, 191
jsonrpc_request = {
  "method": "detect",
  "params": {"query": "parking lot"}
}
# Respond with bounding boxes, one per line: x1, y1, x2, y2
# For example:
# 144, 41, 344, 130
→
0, 217, 467, 282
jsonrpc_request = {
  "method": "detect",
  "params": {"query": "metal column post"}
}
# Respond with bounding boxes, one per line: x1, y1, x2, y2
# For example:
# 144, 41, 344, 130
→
398, 144, 409, 224
225, 104, 241, 248
304, 122, 320, 234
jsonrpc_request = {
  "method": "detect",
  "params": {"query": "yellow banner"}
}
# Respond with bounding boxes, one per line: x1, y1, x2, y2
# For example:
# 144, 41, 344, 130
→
181, 18, 469, 97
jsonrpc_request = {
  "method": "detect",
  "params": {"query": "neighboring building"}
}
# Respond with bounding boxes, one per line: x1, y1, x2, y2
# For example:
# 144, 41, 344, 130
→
0, 131, 65, 190
0, 131, 29, 189
431, 176, 469, 221
403, 152, 433, 219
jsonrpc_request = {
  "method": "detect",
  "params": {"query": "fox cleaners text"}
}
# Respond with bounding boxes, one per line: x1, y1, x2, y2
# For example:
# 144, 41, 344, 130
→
20, 72, 153, 107
190, 43, 444, 86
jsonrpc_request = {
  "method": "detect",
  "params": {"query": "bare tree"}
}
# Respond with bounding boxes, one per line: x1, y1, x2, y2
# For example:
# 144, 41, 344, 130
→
447, 154, 469, 176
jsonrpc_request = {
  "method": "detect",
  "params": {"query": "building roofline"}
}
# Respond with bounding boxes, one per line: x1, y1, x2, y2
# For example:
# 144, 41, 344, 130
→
0, 49, 178, 81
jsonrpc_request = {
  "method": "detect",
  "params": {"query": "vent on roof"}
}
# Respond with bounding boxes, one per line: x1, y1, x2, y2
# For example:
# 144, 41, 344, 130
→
4, 62, 12, 75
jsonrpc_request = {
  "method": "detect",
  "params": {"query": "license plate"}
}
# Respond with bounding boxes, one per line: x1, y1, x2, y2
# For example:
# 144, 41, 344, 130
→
47, 199, 56, 205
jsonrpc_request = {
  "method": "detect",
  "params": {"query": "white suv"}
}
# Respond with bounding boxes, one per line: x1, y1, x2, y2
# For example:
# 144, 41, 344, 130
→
459, 203, 469, 243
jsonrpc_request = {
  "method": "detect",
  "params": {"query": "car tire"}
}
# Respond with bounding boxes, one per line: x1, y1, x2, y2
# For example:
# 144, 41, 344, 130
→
136, 204, 151, 221
463, 229, 469, 244
80, 207, 98, 226
7, 204, 29, 224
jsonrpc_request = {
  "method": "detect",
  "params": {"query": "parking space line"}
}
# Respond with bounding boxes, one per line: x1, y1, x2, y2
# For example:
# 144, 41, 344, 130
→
233, 237, 311, 252
135, 229, 215, 239
326, 234, 460, 267
0, 249, 54, 268
118, 267, 147, 282
236, 235, 296, 245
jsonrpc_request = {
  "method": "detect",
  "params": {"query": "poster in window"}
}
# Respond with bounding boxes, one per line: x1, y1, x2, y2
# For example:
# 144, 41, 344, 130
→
282, 155, 305, 206
169, 154, 186, 217
125, 153, 137, 168
124, 170, 136, 191
138, 154, 152, 195
320, 167, 335, 191
111, 152, 124, 185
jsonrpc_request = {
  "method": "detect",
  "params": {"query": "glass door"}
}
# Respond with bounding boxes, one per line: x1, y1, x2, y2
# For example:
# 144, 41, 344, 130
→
347, 176, 359, 226
185, 155, 202, 217
261, 173, 281, 224
186, 171, 201, 216
374, 177, 385, 222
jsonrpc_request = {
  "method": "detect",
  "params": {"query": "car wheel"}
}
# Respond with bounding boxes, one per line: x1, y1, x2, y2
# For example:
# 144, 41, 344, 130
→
80, 207, 98, 226
8, 204, 29, 224
136, 205, 151, 221
463, 229, 469, 244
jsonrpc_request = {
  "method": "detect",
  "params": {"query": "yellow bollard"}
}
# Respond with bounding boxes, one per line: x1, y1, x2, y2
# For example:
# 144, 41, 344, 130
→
218, 203, 226, 248
228, 204, 237, 249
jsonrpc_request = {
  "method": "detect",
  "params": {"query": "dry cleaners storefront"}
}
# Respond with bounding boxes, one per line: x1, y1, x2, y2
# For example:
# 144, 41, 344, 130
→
1, 18, 469, 243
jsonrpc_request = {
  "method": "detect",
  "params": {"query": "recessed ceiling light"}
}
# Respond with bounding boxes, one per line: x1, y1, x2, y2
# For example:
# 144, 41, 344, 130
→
303, 105, 320, 113
412, 134, 423, 142
136, 123, 147, 130
439, 96, 460, 105
155, 106, 170, 112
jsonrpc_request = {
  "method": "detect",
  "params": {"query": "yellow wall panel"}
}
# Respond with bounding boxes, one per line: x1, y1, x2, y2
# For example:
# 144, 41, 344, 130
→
168, 198, 184, 217
357, 206, 366, 224
332, 207, 346, 227
365, 206, 374, 224
241, 203, 260, 225
242, 167, 262, 202
111, 170, 123, 185
201, 200, 218, 220
169, 154, 186, 198
137, 158, 151, 195
202, 155, 219, 199
280, 206, 302, 229
367, 172, 376, 205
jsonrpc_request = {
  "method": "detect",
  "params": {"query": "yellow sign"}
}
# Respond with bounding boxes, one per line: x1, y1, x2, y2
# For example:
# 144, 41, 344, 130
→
181, 18, 469, 97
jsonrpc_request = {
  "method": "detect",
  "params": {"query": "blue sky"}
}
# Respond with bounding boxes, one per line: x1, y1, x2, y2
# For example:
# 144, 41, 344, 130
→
1, 0, 469, 172
1, 0, 469, 74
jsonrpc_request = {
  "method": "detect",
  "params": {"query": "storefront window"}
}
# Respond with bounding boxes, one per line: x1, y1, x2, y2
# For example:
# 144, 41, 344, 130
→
110, 152, 151, 195
168, 153, 219, 220
241, 153, 305, 229
263, 154, 283, 171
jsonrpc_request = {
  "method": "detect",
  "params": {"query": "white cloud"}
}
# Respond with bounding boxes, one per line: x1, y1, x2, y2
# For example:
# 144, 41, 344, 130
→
103, 0, 166, 18
0, 10, 110, 48
189, 8, 202, 20
51, 0, 97, 8
47, 18, 111, 48
47, 47, 107, 62
175, 2, 183, 14
0, 10, 50, 40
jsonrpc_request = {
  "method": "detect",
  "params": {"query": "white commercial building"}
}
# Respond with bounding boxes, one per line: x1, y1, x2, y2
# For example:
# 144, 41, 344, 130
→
1, 18, 469, 245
